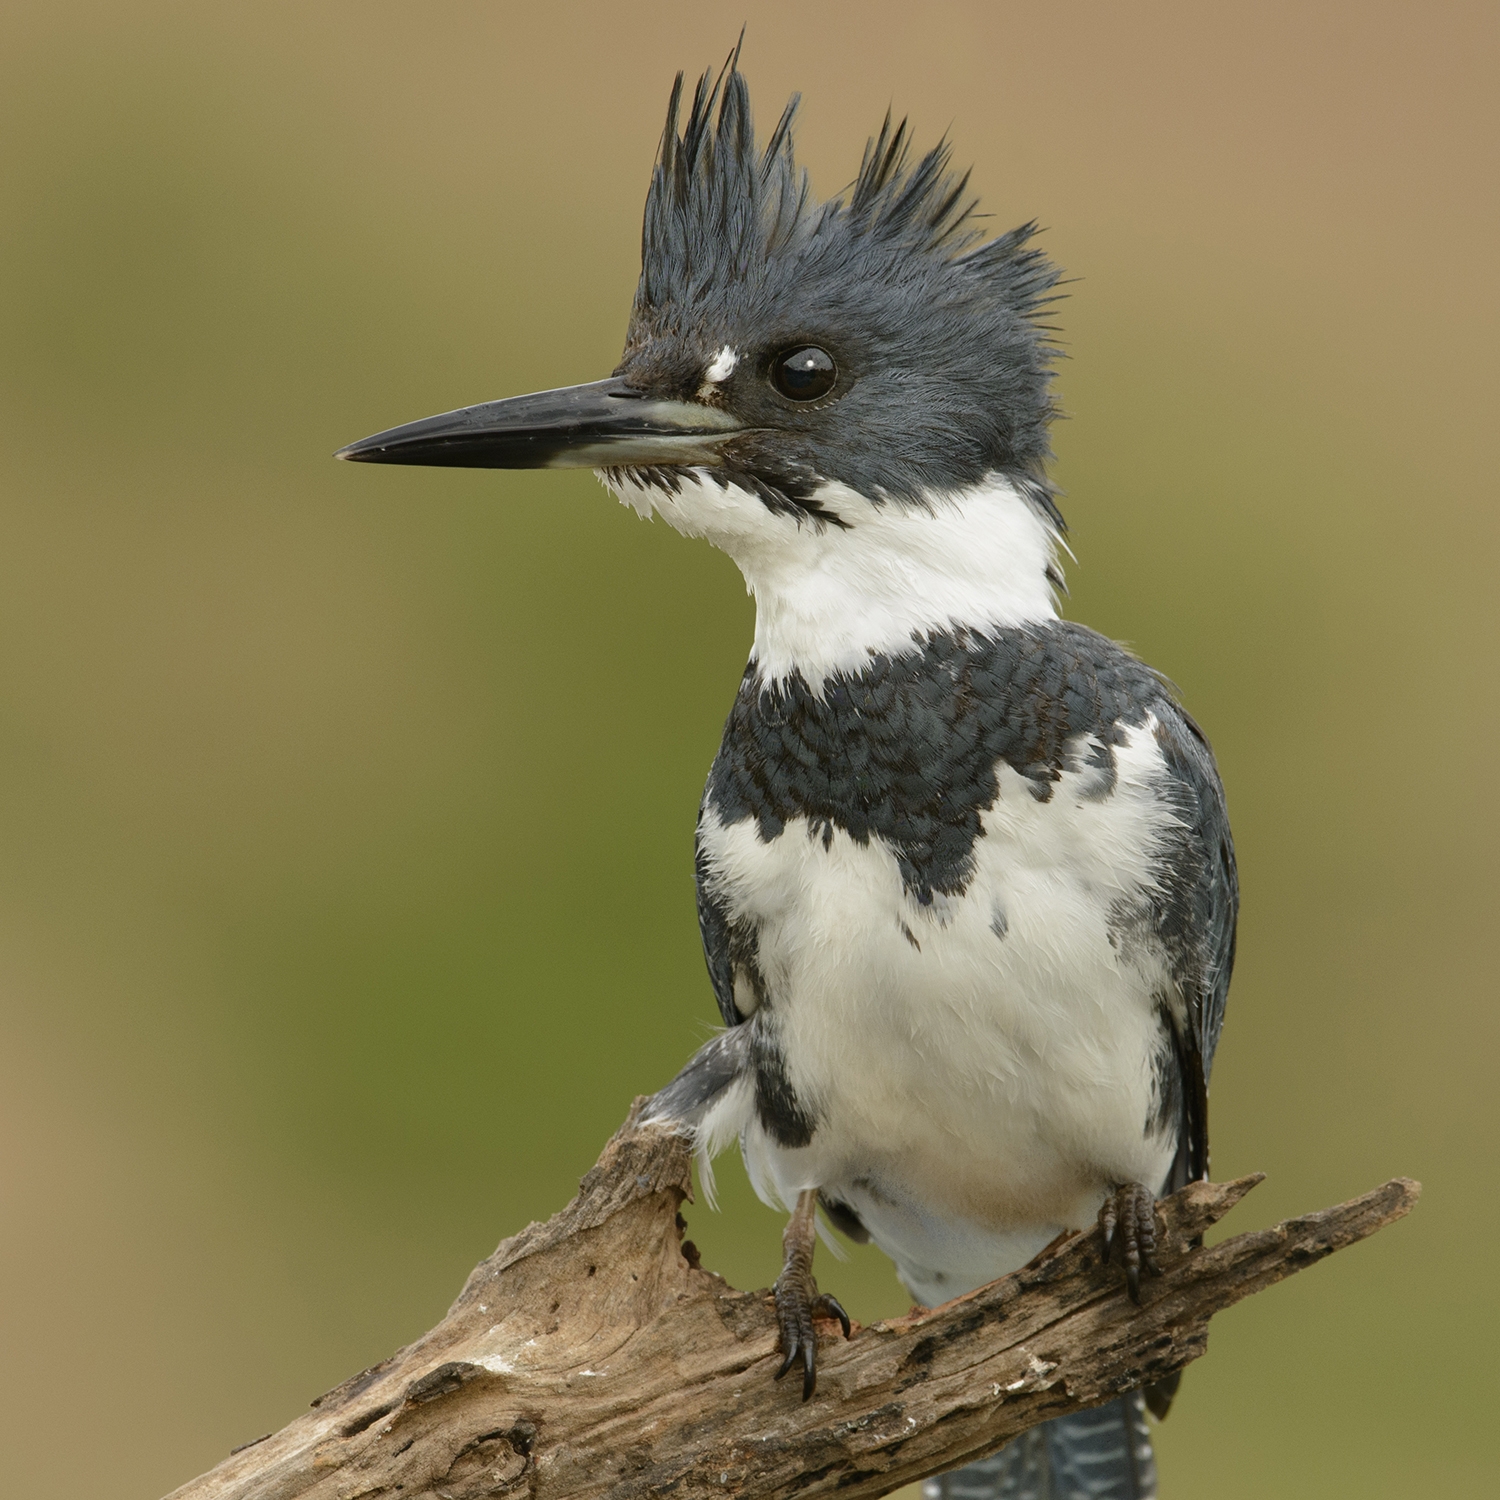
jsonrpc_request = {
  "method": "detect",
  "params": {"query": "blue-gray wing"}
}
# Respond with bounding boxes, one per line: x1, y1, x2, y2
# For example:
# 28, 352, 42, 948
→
1152, 699, 1238, 1185
695, 835, 739, 1028
695, 827, 750, 1027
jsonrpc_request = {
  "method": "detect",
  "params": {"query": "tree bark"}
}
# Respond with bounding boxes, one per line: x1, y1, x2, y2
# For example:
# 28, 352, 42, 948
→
168, 1101, 1418, 1500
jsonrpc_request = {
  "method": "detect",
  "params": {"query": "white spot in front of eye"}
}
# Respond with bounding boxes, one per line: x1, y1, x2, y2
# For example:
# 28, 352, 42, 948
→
703, 346, 738, 384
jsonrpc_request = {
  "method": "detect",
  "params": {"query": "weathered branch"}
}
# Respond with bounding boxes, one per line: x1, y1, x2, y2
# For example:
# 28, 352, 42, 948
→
168, 1101, 1418, 1500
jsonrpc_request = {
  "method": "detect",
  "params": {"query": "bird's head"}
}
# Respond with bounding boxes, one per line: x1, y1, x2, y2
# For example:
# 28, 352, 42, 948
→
339, 54, 1068, 682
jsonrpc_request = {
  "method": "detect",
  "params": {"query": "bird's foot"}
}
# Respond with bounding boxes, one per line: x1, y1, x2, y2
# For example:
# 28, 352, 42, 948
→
773, 1275, 851, 1401
1099, 1181, 1162, 1304
773, 1189, 851, 1401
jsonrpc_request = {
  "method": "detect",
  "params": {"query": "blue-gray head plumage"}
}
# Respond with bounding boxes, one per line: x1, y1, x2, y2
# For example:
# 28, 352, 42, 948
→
618, 54, 1066, 516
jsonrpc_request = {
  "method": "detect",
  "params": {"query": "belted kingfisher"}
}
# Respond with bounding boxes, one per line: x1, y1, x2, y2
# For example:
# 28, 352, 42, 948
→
339, 49, 1237, 1500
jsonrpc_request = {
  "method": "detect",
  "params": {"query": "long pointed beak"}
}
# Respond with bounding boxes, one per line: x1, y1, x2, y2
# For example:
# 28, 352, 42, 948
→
334, 376, 743, 469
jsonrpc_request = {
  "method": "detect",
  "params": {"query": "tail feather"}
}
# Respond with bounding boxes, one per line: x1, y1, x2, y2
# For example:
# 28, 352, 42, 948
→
921, 1393, 1156, 1500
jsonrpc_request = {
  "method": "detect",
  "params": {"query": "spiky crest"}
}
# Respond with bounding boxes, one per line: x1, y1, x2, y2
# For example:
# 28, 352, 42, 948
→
637, 50, 1061, 333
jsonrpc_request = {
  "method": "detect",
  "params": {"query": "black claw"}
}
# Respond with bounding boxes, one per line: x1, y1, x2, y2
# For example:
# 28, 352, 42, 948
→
774, 1346, 799, 1383
801, 1341, 816, 1401
814, 1293, 853, 1340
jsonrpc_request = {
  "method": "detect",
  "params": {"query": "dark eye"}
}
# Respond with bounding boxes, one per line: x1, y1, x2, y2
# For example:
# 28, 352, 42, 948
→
771, 345, 837, 401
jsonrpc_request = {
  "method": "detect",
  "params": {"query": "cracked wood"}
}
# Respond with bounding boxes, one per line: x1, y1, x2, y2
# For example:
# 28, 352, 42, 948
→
166, 1101, 1419, 1500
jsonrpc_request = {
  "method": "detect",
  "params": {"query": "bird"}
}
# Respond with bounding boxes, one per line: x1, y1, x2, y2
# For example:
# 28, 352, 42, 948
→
337, 46, 1237, 1500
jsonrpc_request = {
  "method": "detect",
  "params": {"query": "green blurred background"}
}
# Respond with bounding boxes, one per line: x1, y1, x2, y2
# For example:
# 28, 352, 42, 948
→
0, 3, 1494, 1495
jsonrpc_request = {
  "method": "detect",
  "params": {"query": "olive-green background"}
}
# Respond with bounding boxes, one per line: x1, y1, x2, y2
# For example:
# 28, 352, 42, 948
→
1, 3, 1493, 1496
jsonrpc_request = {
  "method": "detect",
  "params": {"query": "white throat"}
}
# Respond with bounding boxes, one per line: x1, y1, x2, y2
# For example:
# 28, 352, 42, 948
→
602, 469, 1061, 684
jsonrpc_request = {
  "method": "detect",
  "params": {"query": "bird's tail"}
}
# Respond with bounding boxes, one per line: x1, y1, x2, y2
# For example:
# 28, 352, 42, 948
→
921, 1394, 1157, 1500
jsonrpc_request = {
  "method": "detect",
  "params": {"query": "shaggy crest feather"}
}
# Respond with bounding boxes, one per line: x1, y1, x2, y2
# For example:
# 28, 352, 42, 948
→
623, 47, 1067, 507
640, 58, 1057, 313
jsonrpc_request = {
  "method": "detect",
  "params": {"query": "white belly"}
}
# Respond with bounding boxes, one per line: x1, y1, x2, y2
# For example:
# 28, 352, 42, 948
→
698, 718, 1181, 1304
